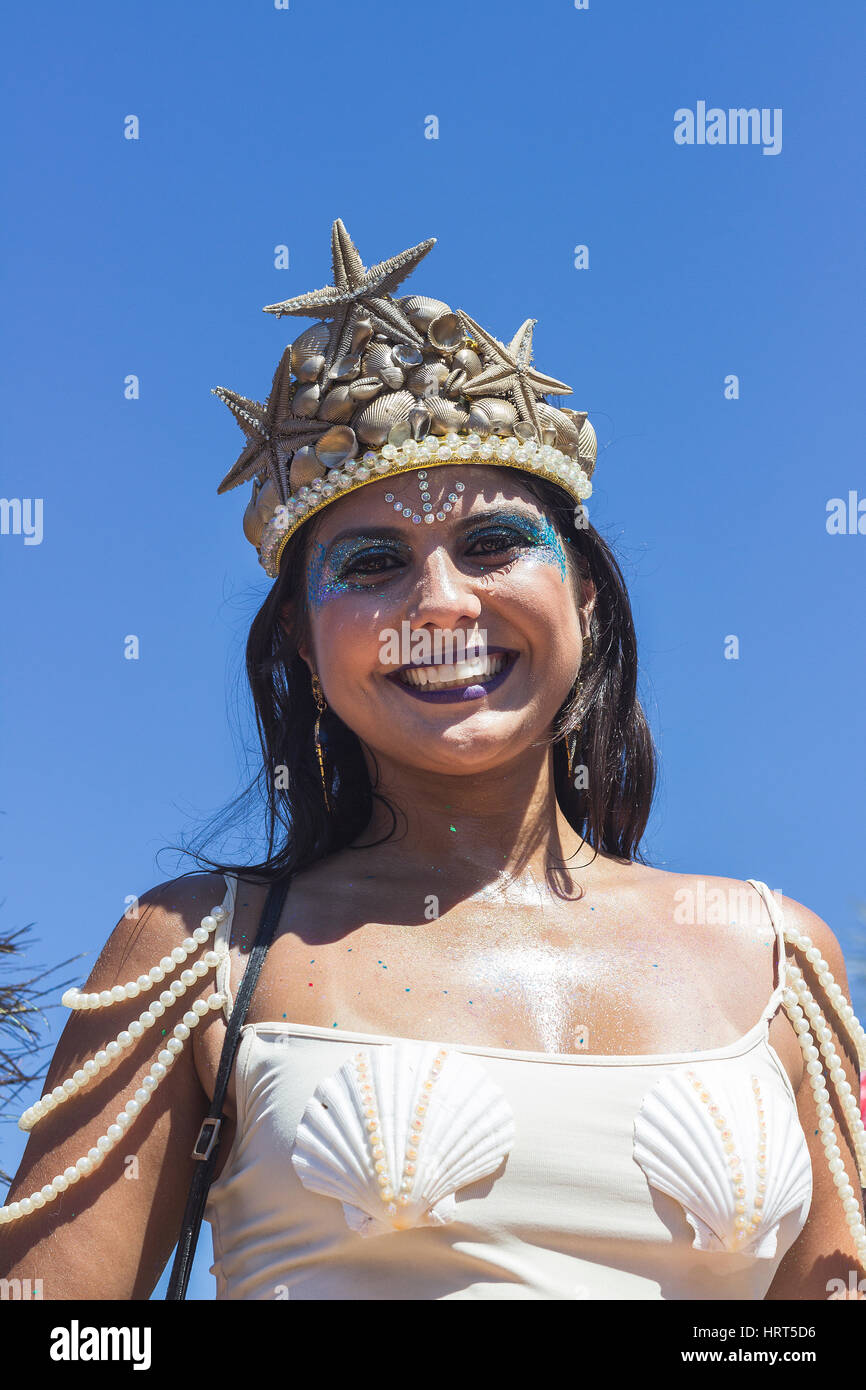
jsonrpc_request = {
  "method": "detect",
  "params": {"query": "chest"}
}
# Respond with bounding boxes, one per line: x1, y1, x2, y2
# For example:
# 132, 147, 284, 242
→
194, 908, 802, 1120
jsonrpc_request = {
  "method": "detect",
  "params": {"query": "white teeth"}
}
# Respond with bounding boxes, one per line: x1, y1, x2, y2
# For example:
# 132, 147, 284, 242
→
396, 654, 509, 690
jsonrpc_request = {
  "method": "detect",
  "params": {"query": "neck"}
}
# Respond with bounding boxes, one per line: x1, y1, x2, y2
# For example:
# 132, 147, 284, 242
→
350, 742, 602, 894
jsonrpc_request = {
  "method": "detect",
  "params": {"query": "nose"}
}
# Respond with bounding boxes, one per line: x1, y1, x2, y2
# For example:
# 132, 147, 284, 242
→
405, 543, 484, 633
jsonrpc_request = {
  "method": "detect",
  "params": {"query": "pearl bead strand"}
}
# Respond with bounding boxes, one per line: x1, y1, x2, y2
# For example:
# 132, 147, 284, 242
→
0, 992, 227, 1225
60, 904, 228, 1011
18, 946, 226, 1133
782, 969, 866, 1185
18, 899, 230, 1132
782, 926, 866, 1072
781, 983, 866, 1267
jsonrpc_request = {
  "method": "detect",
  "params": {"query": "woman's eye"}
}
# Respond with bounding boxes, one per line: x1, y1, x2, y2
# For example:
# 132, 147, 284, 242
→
340, 551, 402, 579
467, 528, 535, 556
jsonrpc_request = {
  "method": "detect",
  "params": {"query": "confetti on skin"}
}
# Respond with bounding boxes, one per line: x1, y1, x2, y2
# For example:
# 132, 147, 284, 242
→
450, 825, 456, 833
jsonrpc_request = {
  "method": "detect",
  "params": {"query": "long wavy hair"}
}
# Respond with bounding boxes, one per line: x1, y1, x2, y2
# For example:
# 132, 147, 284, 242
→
177, 471, 657, 883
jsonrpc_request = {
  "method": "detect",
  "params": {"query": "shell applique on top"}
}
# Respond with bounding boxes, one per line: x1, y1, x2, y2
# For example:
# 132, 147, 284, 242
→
632, 1065, 812, 1259
291, 1041, 517, 1237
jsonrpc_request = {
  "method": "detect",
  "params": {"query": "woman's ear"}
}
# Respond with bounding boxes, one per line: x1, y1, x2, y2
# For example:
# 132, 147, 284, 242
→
579, 575, 597, 641
280, 601, 313, 671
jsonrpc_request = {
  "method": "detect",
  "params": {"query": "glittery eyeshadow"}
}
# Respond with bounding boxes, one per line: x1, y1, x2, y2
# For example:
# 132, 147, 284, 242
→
466, 510, 568, 582
308, 533, 407, 605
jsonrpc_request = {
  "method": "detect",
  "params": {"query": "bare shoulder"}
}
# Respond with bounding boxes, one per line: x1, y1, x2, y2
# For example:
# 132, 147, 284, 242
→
606, 861, 786, 945
93, 870, 233, 978
772, 892, 854, 993
0, 869, 234, 1298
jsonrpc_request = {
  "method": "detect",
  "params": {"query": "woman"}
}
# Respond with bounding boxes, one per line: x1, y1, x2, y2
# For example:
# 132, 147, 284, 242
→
2, 219, 865, 1301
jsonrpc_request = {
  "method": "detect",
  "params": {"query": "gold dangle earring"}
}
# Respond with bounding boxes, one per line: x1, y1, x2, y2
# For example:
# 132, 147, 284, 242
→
311, 673, 330, 812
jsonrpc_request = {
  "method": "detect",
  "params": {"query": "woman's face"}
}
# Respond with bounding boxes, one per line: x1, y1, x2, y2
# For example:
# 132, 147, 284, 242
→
290, 465, 594, 777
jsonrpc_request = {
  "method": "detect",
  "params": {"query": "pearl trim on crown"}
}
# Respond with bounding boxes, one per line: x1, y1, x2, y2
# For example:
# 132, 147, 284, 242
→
259, 429, 594, 578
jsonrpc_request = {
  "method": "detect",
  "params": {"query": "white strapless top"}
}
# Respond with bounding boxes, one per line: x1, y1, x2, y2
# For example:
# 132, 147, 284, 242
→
203, 876, 811, 1300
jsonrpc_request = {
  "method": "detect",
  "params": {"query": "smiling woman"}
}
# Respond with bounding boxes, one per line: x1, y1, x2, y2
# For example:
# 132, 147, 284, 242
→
2, 219, 865, 1303
235, 456, 655, 877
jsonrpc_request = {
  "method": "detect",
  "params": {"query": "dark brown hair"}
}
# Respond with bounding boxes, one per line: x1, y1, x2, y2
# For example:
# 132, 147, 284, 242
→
176, 472, 657, 882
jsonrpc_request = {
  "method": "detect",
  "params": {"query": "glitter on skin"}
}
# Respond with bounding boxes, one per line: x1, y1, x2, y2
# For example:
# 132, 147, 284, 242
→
465, 509, 569, 584
308, 533, 409, 607
308, 507, 568, 607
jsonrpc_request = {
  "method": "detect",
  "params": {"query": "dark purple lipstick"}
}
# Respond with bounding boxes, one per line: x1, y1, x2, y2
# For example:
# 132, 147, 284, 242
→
385, 648, 518, 704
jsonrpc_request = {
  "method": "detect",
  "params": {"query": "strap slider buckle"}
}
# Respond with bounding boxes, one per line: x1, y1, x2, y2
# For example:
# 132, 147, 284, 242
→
192, 1117, 221, 1161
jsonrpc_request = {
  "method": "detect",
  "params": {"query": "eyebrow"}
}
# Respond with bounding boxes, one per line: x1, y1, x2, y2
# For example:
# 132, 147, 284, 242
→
323, 503, 543, 551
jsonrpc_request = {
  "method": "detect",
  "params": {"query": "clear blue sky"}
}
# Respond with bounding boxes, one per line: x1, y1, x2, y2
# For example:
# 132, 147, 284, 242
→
1, 0, 863, 1299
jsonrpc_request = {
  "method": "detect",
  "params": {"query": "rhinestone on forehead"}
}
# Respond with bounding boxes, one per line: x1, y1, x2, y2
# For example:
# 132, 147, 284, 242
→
379, 471, 467, 525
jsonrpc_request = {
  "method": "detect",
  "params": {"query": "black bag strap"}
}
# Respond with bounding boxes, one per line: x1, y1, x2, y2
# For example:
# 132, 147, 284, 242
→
165, 872, 293, 1300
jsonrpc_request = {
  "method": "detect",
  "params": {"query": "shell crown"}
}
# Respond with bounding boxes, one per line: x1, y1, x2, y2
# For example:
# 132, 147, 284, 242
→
212, 217, 598, 576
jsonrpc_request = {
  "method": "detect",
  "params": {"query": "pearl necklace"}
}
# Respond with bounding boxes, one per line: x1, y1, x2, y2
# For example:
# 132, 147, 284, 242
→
0, 901, 230, 1226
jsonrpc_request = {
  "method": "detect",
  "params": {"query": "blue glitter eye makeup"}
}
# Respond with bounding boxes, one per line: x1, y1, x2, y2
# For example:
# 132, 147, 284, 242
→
306, 510, 568, 607
464, 510, 568, 582
464, 512, 545, 551
308, 534, 409, 606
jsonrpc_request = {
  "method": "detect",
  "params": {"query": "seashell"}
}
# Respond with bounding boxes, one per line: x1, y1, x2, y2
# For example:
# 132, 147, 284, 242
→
536, 402, 580, 454
316, 384, 356, 423
575, 416, 597, 477
452, 348, 483, 379
291, 382, 321, 418
291, 323, 332, 374
408, 404, 432, 440
353, 390, 417, 446
361, 342, 396, 378
328, 354, 362, 384
348, 315, 374, 356
406, 361, 449, 396
348, 376, 384, 403
396, 294, 453, 333
291, 1041, 516, 1237
314, 425, 358, 469
513, 421, 539, 442
391, 343, 424, 369
427, 312, 465, 353
467, 398, 517, 435
443, 349, 483, 396
378, 365, 406, 391
289, 446, 326, 492
242, 482, 270, 546
426, 395, 470, 436
633, 1065, 812, 1260
388, 422, 412, 447
294, 353, 324, 384
253, 478, 281, 521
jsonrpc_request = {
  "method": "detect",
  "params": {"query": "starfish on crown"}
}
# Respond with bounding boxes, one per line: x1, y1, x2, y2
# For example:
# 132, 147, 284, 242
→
258, 429, 594, 578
